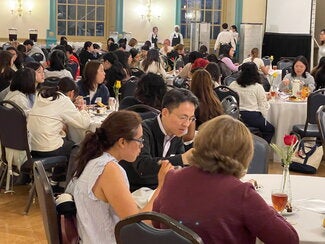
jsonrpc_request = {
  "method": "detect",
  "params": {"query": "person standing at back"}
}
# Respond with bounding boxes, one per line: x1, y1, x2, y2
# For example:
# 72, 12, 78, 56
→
214, 23, 236, 54
148, 26, 159, 49
170, 25, 184, 47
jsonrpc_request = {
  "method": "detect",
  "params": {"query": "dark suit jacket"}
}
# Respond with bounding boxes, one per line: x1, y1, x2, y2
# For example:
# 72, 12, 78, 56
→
120, 117, 185, 191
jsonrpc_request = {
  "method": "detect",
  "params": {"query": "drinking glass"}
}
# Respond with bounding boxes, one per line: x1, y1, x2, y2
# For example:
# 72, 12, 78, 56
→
95, 97, 102, 104
271, 189, 288, 213
270, 84, 278, 101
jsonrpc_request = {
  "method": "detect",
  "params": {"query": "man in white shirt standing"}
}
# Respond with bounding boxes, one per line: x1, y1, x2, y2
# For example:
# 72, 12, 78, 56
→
170, 25, 184, 47
214, 23, 236, 54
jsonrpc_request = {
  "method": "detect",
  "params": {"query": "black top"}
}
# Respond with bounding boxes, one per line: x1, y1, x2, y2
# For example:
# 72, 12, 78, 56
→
119, 117, 184, 191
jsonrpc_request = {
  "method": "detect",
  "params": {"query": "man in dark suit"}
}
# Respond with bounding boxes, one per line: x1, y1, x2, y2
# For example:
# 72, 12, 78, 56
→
120, 88, 198, 191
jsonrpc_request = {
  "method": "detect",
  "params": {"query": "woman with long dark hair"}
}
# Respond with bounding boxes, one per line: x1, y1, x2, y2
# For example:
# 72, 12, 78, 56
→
28, 77, 90, 189
77, 60, 110, 105
0, 50, 15, 92
190, 69, 224, 128
140, 49, 167, 78
229, 62, 274, 143
66, 111, 172, 243
219, 44, 239, 72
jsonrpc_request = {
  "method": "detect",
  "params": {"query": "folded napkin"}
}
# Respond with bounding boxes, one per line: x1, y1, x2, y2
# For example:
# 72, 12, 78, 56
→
294, 199, 325, 214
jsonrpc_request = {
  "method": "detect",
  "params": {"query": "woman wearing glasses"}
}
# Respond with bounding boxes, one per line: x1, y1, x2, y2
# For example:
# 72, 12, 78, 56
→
66, 111, 173, 244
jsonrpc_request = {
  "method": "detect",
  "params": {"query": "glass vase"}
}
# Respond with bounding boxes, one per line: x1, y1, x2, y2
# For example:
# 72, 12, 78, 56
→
280, 163, 292, 205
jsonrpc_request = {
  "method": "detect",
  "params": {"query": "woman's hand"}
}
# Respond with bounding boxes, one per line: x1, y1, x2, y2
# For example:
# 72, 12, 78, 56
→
282, 78, 290, 86
157, 160, 173, 189
74, 96, 86, 110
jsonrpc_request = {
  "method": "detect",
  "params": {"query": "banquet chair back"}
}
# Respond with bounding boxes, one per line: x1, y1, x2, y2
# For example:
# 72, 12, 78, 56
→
115, 211, 204, 244
292, 88, 325, 139
262, 56, 271, 66
277, 58, 293, 70
33, 161, 61, 244
120, 77, 139, 100
247, 135, 269, 174
0, 100, 67, 214
214, 85, 240, 105
124, 104, 160, 120
221, 95, 239, 119
316, 105, 325, 153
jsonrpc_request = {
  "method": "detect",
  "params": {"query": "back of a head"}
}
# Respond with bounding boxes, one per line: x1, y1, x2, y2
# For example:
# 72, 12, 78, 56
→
219, 44, 231, 57
162, 88, 198, 111
135, 72, 167, 109
191, 115, 253, 177
17, 44, 27, 53
23, 39, 34, 46
188, 51, 203, 64
83, 41, 92, 50
65, 45, 74, 54
191, 69, 214, 96
205, 62, 221, 81
251, 48, 259, 59
237, 62, 260, 87
129, 48, 139, 59
103, 52, 118, 65
10, 67, 36, 94
191, 58, 209, 72
48, 50, 66, 71
58, 77, 77, 95
0, 50, 13, 67
222, 23, 228, 30
24, 61, 42, 71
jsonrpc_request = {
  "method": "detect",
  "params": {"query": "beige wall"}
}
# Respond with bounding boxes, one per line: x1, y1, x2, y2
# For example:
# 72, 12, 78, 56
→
242, 0, 266, 26
123, 0, 176, 43
0, 0, 50, 43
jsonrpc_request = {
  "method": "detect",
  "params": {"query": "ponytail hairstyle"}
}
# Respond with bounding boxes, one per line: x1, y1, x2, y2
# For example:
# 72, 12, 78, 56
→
74, 111, 142, 178
250, 48, 259, 62
38, 76, 77, 100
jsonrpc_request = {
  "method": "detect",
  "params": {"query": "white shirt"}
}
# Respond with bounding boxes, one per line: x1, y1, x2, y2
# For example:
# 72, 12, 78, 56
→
229, 81, 270, 118
66, 153, 128, 244
242, 57, 265, 72
44, 69, 73, 79
169, 32, 184, 46
27, 92, 90, 151
214, 30, 236, 51
4, 90, 33, 115
157, 115, 175, 157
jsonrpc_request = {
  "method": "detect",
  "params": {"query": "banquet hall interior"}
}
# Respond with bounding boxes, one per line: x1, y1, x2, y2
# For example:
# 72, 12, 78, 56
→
1, 0, 325, 243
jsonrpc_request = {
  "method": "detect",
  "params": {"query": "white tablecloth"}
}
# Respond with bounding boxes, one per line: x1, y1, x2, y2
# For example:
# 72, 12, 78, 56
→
266, 100, 307, 161
243, 174, 325, 244
68, 112, 110, 144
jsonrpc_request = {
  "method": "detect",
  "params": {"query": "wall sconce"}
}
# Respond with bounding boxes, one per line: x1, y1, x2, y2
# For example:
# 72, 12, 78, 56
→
137, 0, 161, 22
8, 0, 33, 17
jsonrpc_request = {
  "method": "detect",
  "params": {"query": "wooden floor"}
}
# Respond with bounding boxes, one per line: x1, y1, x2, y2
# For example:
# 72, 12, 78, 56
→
1, 161, 325, 243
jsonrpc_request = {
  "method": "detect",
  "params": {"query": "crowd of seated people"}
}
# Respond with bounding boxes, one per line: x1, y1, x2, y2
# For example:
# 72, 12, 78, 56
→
1, 32, 324, 243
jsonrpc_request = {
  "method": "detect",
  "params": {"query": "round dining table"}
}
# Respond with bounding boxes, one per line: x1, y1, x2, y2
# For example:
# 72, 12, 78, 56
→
266, 99, 307, 161
243, 174, 325, 244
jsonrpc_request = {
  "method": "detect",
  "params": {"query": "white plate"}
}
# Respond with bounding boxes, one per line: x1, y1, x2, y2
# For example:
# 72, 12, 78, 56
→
281, 207, 298, 216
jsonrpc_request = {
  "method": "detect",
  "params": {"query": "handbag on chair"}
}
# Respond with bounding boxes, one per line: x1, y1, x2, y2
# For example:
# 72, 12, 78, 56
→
289, 140, 323, 174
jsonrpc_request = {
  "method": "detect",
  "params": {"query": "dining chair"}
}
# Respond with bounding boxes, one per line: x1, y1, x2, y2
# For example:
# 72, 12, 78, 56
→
31, 52, 44, 63
0, 100, 67, 214
33, 160, 61, 244
34, 160, 79, 244
247, 135, 269, 174
316, 105, 325, 156
220, 95, 240, 119
292, 88, 325, 139
114, 211, 204, 244
123, 104, 160, 120
214, 85, 240, 105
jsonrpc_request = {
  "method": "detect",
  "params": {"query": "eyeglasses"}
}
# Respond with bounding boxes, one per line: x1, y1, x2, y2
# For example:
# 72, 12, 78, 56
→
173, 114, 196, 123
129, 137, 144, 145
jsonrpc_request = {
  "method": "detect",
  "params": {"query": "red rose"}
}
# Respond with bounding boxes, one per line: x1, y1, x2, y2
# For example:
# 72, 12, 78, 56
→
283, 134, 298, 146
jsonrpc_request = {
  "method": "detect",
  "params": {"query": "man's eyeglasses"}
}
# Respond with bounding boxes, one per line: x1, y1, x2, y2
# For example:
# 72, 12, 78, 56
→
174, 114, 196, 123
129, 137, 145, 145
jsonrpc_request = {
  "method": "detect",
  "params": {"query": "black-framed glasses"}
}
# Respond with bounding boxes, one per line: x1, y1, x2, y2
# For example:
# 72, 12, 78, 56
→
174, 114, 196, 123
129, 137, 144, 145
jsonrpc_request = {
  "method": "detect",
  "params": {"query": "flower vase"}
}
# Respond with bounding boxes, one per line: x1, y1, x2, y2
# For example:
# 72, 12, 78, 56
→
115, 95, 119, 111
280, 163, 292, 205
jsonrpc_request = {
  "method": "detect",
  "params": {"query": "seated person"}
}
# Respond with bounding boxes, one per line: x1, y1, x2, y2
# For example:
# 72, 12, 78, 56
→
44, 50, 73, 79
153, 115, 299, 244
119, 72, 167, 111
28, 77, 90, 191
279, 55, 315, 92
242, 48, 268, 75
120, 88, 199, 191
77, 60, 110, 105
219, 44, 239, 72
229, 62, 274, 143
66, 111, 173, 243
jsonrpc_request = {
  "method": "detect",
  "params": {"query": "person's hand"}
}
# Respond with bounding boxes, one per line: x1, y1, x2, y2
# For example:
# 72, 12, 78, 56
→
266, 92, 272, 101
74, 96, 86, 110
157, 160, 173, 188
181, 148, 193, 165
282, 78, 290, 86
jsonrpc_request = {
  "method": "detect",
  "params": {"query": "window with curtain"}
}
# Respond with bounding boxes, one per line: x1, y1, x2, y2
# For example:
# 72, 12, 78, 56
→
180, 0, 223, 39
57, 0, 106, 37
